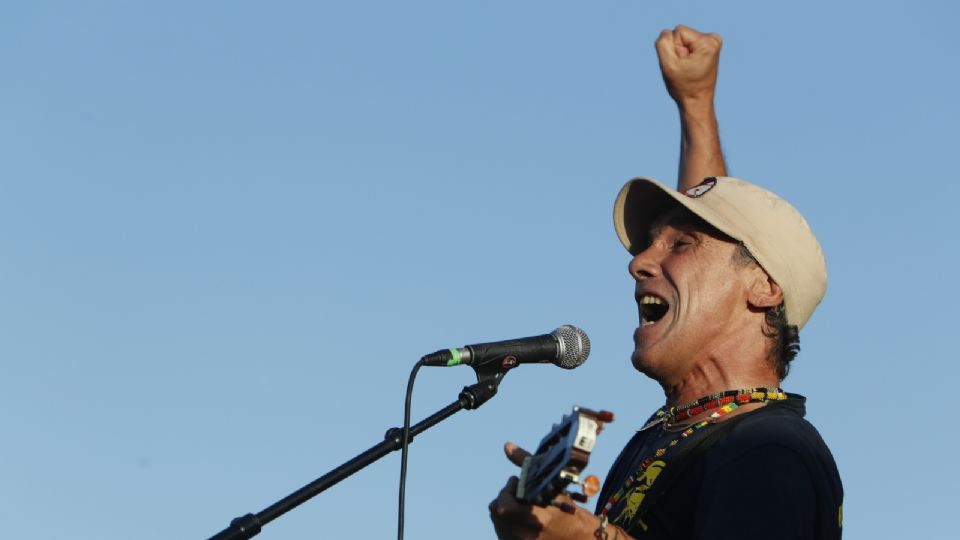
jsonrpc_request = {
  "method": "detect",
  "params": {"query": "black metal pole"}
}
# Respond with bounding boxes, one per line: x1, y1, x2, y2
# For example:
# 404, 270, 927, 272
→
206, 378, 499, 540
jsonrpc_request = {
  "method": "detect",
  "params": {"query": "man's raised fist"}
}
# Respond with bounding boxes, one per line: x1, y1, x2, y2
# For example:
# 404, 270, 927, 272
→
655, 25, 723, 107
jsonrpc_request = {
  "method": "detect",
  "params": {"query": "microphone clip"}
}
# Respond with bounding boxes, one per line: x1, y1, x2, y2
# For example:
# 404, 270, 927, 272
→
459, 376, 501, 410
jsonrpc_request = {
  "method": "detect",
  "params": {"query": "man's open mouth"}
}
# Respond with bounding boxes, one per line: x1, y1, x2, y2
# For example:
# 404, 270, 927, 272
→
639, 294, 669, 327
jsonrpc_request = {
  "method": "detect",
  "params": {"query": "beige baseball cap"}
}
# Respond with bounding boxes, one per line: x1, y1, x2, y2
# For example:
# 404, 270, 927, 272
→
613, 176, 827, 330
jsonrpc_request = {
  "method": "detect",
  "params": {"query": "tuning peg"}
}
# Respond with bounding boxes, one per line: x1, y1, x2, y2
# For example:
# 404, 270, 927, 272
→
568, 474, 601, 503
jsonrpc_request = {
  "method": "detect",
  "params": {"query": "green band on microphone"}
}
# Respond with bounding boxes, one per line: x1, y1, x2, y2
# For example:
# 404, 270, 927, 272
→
446, 348, 462, 366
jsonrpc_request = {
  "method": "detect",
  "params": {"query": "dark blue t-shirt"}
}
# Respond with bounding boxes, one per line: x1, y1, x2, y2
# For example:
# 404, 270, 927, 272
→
595, 395, 843, 539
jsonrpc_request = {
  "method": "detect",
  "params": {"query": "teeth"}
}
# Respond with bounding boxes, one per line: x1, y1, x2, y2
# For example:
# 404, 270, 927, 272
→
639, 294, 667, 328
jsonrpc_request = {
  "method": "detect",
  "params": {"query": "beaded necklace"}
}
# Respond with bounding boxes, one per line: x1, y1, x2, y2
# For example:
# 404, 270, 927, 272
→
639, 387, 787, 431
600, 388, 787, 526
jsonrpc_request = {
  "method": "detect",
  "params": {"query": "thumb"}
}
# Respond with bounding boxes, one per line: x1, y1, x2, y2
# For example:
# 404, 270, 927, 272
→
504, 442, 531, 467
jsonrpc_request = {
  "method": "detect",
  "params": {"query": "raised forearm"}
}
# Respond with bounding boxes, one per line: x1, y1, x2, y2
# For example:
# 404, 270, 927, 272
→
678, 100, 726, 191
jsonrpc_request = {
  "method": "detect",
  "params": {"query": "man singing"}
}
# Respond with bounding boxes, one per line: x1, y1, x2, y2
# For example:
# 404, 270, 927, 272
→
489, 25, 843, 540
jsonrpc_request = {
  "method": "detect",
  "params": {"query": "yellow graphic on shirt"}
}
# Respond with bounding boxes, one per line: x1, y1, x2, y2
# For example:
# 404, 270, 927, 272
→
613, 460, 667, 526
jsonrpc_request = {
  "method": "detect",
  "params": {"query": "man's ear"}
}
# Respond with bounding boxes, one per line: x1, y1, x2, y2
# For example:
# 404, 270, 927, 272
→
746, 266, 784, 309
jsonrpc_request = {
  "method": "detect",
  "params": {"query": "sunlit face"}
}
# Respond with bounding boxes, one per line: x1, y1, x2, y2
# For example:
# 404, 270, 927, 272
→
628, 207, 754, 383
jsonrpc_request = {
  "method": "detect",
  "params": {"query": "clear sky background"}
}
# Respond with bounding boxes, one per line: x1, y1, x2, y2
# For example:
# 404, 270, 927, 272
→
2, 1, 957, 539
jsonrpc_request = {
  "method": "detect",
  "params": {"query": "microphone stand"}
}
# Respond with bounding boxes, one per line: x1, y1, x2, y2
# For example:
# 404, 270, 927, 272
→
206, 370, 504, 540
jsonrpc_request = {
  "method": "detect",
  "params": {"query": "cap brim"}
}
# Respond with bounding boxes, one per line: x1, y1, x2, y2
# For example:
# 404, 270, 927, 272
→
614, 177, 677, 254
614, 176, 748, 255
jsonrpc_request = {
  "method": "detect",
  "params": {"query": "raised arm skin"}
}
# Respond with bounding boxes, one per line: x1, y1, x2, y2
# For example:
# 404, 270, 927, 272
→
655, 25, 727, 191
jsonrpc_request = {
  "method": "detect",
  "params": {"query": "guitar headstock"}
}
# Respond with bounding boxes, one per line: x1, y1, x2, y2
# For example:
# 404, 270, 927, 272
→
515, 406, 614, 507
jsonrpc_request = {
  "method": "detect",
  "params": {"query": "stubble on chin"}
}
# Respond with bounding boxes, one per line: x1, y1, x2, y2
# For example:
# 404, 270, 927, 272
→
631, 348, 658, 379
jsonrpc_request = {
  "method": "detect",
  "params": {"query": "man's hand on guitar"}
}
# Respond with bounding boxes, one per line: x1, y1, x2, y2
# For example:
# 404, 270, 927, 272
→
488, 443, 614, 540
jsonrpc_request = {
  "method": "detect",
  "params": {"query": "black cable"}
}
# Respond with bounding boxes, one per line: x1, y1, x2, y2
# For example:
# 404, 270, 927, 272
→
397, 358, 425, 540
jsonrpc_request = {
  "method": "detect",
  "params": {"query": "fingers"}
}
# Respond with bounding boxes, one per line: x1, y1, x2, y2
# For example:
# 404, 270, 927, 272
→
674, 25, 701, 47
488, 477, 542, 529
503, 441, 531, 467
655, 29, 677, 62
674, 25, 722, 54
488, 476, 516, 518
489, 476, 592, 540
551, 500, 577, 514
654, 24, 722, 105
657, 25, 721, 64
489, 444, 535, 536
672, 27, 691, 57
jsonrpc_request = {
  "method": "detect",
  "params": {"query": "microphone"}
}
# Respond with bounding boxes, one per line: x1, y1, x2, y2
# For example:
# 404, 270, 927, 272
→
421, 325, 590, 371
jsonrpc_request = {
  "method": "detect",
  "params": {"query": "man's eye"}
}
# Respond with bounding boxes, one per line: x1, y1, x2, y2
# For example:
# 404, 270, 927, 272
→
672, 239, 692, 251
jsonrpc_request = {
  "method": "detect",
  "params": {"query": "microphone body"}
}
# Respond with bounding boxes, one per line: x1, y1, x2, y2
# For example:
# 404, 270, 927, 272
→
421, 325, 590, 371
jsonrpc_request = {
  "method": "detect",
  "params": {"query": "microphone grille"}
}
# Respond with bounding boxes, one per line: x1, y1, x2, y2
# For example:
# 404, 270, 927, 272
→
552, 325, 590, 369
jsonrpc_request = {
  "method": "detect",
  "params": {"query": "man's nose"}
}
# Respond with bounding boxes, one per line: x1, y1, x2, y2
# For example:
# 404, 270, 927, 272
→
628, 248, 660, 280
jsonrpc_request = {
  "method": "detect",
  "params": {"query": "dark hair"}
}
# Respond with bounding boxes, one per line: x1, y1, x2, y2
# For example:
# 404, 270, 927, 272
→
733, 244, 800, 380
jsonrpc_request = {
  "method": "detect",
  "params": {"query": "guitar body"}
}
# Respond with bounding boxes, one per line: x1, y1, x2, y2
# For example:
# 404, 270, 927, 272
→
515, 406, 613, 506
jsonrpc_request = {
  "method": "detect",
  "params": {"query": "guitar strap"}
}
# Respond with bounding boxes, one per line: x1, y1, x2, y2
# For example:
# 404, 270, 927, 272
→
616, 411, 754, 534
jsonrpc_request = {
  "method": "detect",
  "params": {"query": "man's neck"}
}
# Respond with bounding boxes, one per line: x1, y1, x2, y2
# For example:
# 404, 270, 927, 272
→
661, 350, 780, 406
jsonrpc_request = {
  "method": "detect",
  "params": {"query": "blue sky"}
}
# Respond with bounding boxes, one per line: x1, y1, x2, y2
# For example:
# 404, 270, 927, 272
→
2, 1, 957, 539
